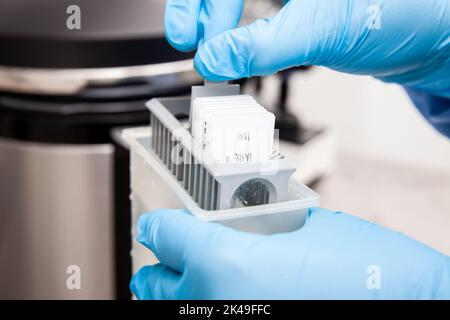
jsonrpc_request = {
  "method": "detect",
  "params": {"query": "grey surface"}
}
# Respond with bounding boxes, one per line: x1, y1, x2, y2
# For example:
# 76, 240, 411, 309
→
316, 151, 450, 256
0, 137, 114, 299
0, 0, 165, 39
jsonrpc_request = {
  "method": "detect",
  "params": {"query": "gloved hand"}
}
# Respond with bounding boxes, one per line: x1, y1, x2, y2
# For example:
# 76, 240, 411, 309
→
165, 0, 450, 97
130, 207, 450, 299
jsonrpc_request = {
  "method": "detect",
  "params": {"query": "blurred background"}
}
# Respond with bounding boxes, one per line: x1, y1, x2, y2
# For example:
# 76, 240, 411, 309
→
0, 0, 449, 299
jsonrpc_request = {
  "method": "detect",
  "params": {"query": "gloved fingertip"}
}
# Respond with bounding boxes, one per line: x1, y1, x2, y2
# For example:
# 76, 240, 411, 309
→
164, 28, 198, 52
136, 213, 151, 244
193, 46, 217, 80
193, 54, 230, 81
136, 210, 169, 246
164, 3, 199, 52
194, 33, 249, 81
136, 209, 194, 249
130, 265, 158, 300
129, 272, 142, 299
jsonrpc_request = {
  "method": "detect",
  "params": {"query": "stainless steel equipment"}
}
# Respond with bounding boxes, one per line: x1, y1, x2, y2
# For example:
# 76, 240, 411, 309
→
0, 139, 115, 299
0, 0, 200, 299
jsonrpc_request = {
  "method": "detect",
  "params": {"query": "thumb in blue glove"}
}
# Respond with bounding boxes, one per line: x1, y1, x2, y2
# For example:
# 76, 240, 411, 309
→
165, 0, 450, 98
130, 208, 450, 299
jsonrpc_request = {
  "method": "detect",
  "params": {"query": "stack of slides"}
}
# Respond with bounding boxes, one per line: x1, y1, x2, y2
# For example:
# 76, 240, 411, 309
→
191, 95, 275, 165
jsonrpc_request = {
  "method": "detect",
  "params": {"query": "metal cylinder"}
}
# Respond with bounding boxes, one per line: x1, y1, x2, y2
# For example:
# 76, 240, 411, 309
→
0, 138, 114, 299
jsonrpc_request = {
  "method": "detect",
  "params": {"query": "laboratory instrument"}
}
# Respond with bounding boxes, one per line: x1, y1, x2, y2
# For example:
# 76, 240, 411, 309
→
0, 0, 199, 300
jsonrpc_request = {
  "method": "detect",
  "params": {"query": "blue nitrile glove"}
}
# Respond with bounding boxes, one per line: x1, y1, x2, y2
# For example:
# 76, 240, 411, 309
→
130, 208, 450, 299
405, 87, 450, 138
165, 0, 450, 98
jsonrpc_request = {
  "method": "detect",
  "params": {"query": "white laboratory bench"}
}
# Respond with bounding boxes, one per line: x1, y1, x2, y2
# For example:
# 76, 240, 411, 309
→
315, 151, 450, 256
